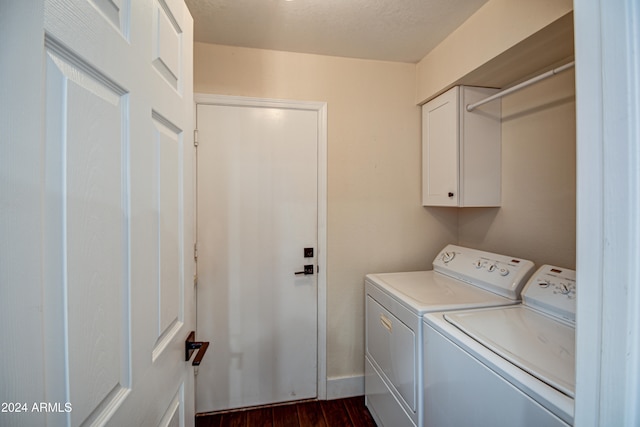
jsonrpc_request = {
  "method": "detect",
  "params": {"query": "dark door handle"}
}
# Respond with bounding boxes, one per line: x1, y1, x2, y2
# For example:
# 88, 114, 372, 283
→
185, 331, 210, 366
294, 265, 314, 275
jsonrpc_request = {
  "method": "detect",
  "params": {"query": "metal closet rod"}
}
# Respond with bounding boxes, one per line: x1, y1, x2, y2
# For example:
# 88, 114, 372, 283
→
465, 61, 575, 112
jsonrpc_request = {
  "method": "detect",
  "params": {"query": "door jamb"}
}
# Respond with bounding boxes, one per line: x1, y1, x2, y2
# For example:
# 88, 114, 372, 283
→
193, 93, 328, 400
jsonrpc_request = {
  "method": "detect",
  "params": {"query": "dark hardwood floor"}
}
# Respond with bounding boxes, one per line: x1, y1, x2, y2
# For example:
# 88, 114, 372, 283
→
195, 396, 377, 427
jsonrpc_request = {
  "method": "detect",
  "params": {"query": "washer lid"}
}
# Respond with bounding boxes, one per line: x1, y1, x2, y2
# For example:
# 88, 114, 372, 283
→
366, 271, 514, 314
444, 306, 575, 398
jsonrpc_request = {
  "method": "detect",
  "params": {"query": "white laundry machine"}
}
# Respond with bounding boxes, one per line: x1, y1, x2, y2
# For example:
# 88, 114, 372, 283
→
423, 264, 576, 427
365, 245, 535, 427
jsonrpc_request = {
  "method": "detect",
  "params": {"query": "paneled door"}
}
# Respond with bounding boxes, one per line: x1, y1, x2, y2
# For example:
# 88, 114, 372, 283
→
0, 1, 195, 426
195, 96, 326, 412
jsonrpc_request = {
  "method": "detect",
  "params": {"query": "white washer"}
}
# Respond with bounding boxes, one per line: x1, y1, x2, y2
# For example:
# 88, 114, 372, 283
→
365, 245, 535, 427
423, 265, 576, 427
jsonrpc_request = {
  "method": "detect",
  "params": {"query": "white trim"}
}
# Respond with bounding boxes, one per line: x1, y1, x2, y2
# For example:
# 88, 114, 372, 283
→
574, 1, 604, 424
326, 375, 364, 400
316, 101, 329, 400
193, 93, 329, 401
574, 0, 640, 425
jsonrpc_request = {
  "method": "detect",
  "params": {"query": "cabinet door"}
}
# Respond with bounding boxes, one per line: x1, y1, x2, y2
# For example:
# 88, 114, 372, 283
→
422, 87, 459, 206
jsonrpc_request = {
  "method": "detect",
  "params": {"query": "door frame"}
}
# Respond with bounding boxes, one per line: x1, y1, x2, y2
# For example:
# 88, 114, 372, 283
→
193, 93, 328, 400
574, 0, 640, 424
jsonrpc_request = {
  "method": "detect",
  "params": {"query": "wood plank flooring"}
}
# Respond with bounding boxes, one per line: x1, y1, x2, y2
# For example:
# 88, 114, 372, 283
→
195, 396, 377, 427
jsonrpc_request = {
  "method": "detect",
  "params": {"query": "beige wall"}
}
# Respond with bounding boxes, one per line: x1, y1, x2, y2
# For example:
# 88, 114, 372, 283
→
458, 70, 576, 269
194, 42, 457, 380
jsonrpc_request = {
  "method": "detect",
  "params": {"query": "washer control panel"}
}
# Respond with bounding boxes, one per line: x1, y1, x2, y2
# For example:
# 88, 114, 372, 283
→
433, 245, 535, 300
522, 265, 576, 323
472, 258, 512, 276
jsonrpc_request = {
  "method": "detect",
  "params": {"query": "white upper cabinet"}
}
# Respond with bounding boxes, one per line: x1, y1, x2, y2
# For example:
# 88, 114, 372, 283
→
422, 85, 501, 207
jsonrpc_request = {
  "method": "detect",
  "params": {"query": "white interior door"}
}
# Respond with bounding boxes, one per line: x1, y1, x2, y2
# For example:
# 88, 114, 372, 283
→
0, 1, 196, 426
195, 97, 324, 412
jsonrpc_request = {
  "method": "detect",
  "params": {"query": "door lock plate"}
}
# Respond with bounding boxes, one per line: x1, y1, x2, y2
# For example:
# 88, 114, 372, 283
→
295, 264, 315, 276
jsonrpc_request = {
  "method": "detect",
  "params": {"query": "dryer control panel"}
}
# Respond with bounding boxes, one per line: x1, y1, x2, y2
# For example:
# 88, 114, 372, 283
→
433, 245, 535, 301
522, 265, 576, 324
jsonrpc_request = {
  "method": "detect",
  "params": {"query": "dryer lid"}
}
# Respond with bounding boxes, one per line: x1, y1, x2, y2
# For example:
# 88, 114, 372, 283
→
444, 306, 575, 398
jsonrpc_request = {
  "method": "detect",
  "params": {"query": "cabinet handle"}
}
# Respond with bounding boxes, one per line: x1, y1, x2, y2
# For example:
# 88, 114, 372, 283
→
448, 192, 454, 198
380, 314, 392, 332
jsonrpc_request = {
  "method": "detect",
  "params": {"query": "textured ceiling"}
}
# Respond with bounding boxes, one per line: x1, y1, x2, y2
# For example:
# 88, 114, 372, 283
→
185, 0, 489, 63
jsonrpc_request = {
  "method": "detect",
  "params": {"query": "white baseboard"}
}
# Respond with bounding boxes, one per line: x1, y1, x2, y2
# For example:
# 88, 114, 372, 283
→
325, 374, 364, 400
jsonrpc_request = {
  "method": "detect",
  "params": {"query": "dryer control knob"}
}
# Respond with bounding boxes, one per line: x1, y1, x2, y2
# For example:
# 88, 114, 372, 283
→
499, 267, 509, 276
442, 251, 455, 263
538, 280, 550, 288
474, 260, 483, 269
487, 264, 497, 272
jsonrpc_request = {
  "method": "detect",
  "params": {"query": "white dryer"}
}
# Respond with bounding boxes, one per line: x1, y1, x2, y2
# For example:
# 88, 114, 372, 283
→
423, 265, 576, 427
365, 245, 535, 427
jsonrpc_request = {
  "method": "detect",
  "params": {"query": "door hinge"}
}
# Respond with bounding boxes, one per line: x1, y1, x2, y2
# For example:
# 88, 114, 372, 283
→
194, 242, 198, 261
194, 129, 199, 147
